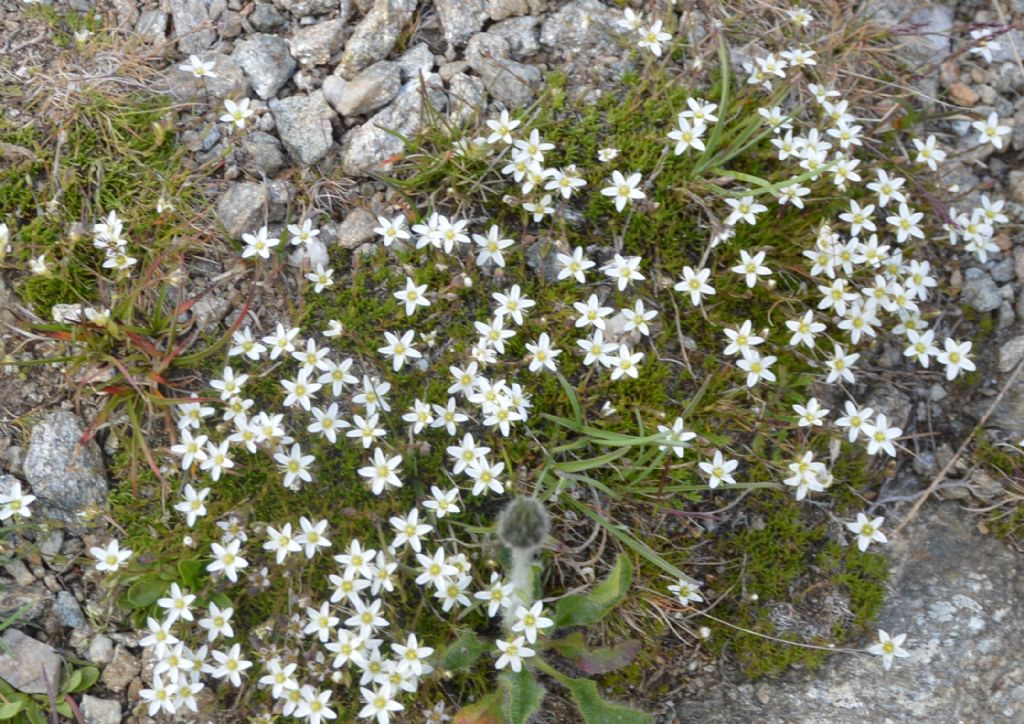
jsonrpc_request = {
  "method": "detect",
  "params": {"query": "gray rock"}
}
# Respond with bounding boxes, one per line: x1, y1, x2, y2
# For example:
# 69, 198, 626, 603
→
525, 237, 570, 283
961, 267, 1002, 313
55, 590, 87, 629
323, 60, 401, 117
24, 411, 108, 524
216, 182, 269, 238
80, 695, 122, 724
233, 34, 297, 100
605, 310, 642, 347
335, 0, 417, 80
169, 0, 215, 54
269, 91, 336, 166
237, 131, 287, 177
448, 72, 487, 127
395, 42, 435, 82
990, 257, 1016, 284
1009, 170, 1024, 205
0, 583, 51, 623
249, 2, 286, 31
488, 0, 529, 21
0, 630, 62, 695
289, 18, 346, 67
135, 9, 168, 40
435, 0, 488, 49
670, 503, 1024, 722
341, 74, 447, 174
335, 208, 379, 249
465, 32, 542, 107
540, 0, 622, 57
87, 634, 115, 666
999, 335, 1024, 373
100, 645, 140, 691
490, 15, 540, 60
864, 385, 913, 436
203, 54, 251, 100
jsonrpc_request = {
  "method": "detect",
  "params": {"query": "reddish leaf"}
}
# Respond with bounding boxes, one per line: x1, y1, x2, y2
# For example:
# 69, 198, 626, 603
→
453, 692, 502, 724
549, 633, 642, 675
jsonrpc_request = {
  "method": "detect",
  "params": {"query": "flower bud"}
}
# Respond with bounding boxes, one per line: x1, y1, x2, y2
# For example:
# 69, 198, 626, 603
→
497, 497, 549, 552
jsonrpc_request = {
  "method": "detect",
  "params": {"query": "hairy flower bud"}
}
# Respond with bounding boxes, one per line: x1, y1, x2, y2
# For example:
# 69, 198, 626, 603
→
497, 497, 549, 552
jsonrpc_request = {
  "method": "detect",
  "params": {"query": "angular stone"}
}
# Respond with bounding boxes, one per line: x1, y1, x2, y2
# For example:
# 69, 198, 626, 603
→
435, 0, 487, 48
100, 645, 140, 691
233, 34, 297, 99
237, 131, 287, 178
203, 54, 251, 100
448, 72, 487, 127
490, 15, 540, 60
87, 634, 115, 666
169, 0, 215, 54
335, 208, 378, 249
216, 182, 269, 238
465, 32, 541, 107
341, 74, 446, 175
249, 2, 286, 31
961, 267, 1002, 312
24, 411, 107, 524
269, 91, 336, 166
322, 60, 400, 117
55, 590, 88, 629
394, 42, 435, 82
135, 9, 168, 41
488, 0, 529, 21
0, 630, 62, 695
948, 81, 979, 107
275, 0, 349, 17
80, 695, 121, 724
335, 0, 417, 80
289, 18, 346, 67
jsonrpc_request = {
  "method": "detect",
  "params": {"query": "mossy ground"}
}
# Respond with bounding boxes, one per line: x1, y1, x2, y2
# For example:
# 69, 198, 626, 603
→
1, 6, 910, 720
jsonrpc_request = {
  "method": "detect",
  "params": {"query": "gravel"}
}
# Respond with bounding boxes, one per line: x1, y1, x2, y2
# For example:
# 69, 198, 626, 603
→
216, 181, 270, 238
335, 208, 379, 249
23, 411, 108, 524
237, 131, 288, 177
80, 696, 122, 724
288, 18, 347, 68
168, 0, 215, 54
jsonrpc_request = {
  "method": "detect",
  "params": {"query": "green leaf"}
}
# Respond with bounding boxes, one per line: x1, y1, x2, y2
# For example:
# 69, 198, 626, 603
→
0, 700, 24, 719
24, 701, 46, 724
453, 691, 502, 724
501, 668, 546, 724
438, 630, 487, 673
176, 559, 204, 590
62, 668, 82, 695
548, 633, 642, 675
125, 575, 166, 609
55, 698, 72, 718
209, 592, 233, 609
563, 677, 652, 724
72, 666, 100, 693
553, 554, 633, 627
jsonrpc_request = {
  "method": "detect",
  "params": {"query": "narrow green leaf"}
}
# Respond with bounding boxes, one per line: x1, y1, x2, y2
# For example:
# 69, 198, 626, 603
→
501, 668, 546, 724
438, 630, 487, 673
25, 701, 46, 724
555, 446, 630, 474
553, 554, 633, 628
564, 677, 652, 724
62, 669, 82, 695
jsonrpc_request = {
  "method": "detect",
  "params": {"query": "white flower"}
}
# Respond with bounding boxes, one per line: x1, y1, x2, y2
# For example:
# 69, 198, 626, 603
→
911, 135, 947, 171
140, 676, 178, 717
667, 577, 704, 605
602, 253, 645, 290
220, 98, 254, 129
390, 508, 432, 552
495, 636, 535, 672
210, 643, 252, 687
274, 443, 315, 489
600, 171, 645, 212
736, 350, 777, 387
207, 539, 247, 582
675, 266, 716, 306
485, 109, 521, 144
835, 401, 874, 443
525, 332, 561, 373
473, 224, 514, 267
296, 516, 332, 558
179, 54, 217, 78
358, 686, 404, 723
699, 450, 738, 488
637, 20, 671, 57
862, 413, 901, 457
556, 245, 596, 283
198, 601, 235, 642
793, 397, 829, 427
597, 147, 619, 163
0, 480, 36, 521
393, 633, 434, 677
935, 338, 976, 380
868, 629, 909, 670
157, 582, 196, 624
240, 226, 280, 259
374, 214, 411, 246
379, 330, 421, 371
511, 602, 554, 644
724, 195, 768, 226
846, 513, 887, 552
969, 28, 1002, 63
668, 117, 707, 154
90, 539, 132, 573
730, 249, 772, 287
